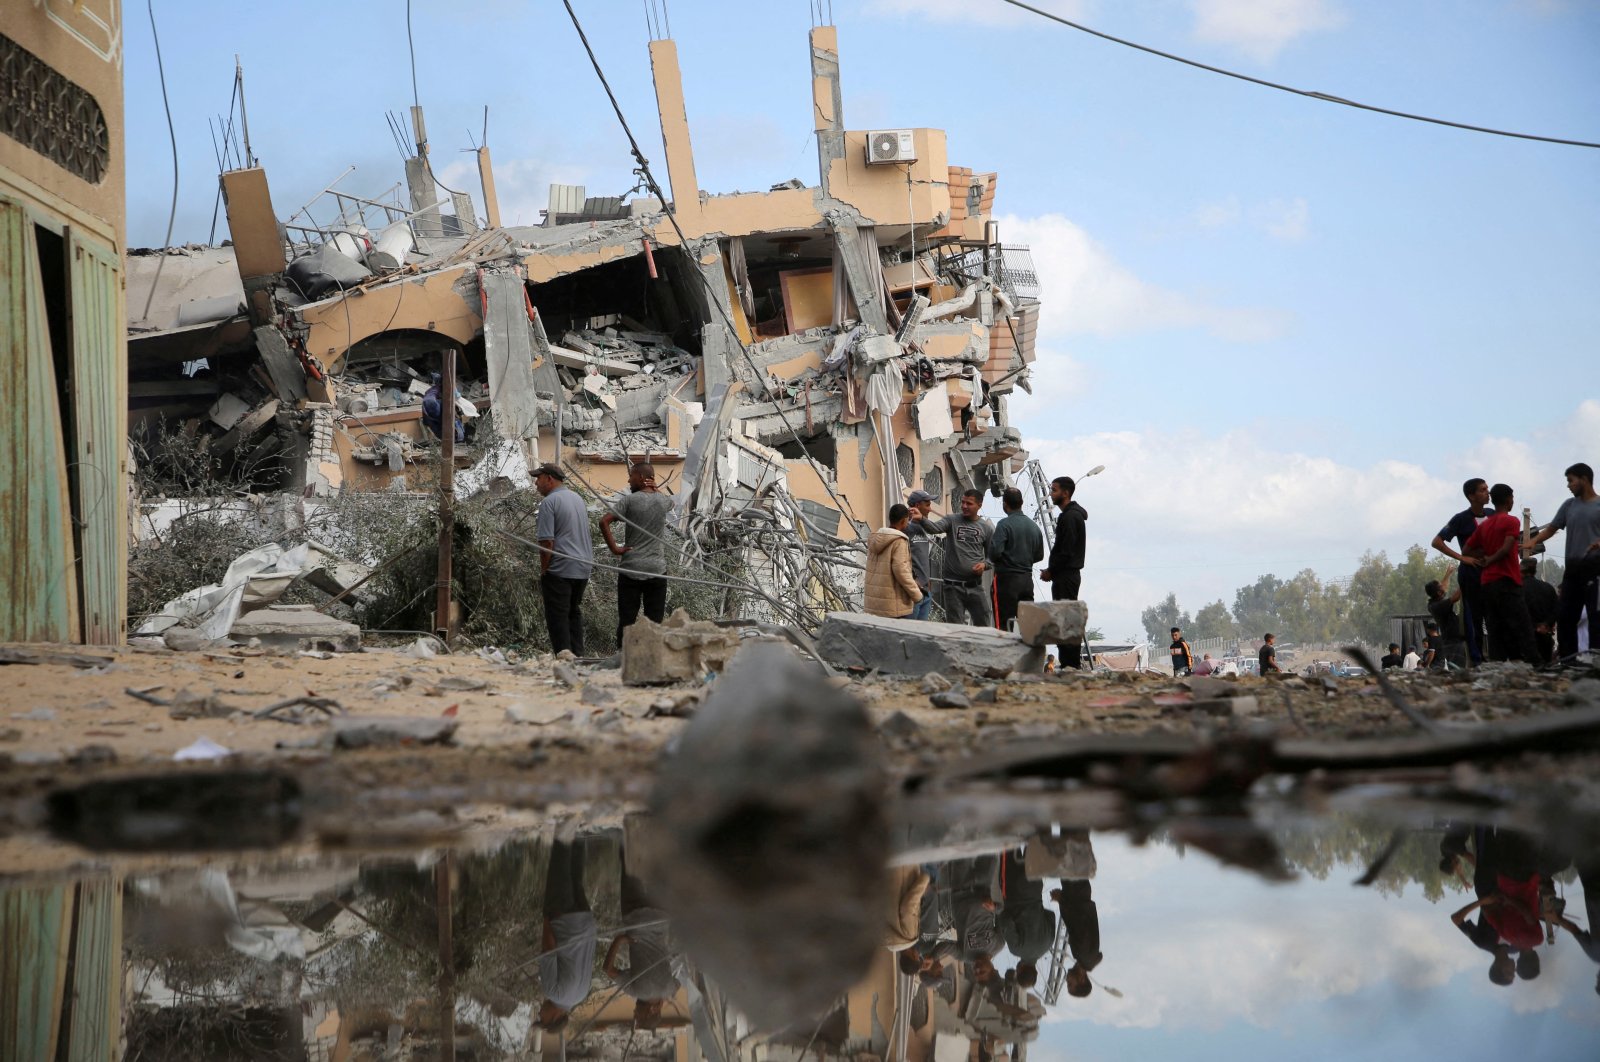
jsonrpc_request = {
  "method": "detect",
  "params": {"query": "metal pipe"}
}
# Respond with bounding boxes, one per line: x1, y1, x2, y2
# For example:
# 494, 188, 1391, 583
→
642, 236, 658, 278
435, 348, 457, 639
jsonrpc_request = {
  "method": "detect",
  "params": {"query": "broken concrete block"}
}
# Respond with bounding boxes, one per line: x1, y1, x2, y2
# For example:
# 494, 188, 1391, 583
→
622, 610, 744, 686
920, 671, 951, 694
647, 643, 886, 1029
162, 626, 213, 652
331, 716, 458, 749
230, 605, 361, 653
929, 691, 971, 710
505, 702, 570, 726
1014, 600, 1088, 648
814, 612, 1046, 678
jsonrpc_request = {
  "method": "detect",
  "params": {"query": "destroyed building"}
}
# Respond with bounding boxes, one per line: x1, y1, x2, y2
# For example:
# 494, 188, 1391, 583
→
127, 25, 1042, 629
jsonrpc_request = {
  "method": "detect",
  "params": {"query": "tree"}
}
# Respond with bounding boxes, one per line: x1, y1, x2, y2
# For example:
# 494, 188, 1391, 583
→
1140, 592, 1190, 644
1231, 574, 1282, 639
1190, 600, 1235, 641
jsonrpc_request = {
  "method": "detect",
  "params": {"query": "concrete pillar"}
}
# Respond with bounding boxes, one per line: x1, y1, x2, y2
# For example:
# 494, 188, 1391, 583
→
810, 26, 845, 198
649, 39, 703, 229
695, 245, 736, 394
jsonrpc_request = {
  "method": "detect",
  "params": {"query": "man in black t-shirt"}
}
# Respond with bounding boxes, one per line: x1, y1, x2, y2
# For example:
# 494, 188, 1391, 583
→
1169, 627, 1194, 676
1432, 478, 1493, 663
1258, 633, 1281, 674
1421, 623, 1446, 669
1380, 642, 1404, 670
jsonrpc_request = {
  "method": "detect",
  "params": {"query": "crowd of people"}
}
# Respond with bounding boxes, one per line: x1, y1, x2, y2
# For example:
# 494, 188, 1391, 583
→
1426, 463, 1599, 668
523, 460, 1092, 663
865, 475, 1089, 664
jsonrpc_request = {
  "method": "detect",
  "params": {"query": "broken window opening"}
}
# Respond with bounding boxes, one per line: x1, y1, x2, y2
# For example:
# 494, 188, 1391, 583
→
774, 430, 837, 470
526, 246, 703, 362
738, 232, 835, 338
922, 464, 944, 506
895, 442, 915, 492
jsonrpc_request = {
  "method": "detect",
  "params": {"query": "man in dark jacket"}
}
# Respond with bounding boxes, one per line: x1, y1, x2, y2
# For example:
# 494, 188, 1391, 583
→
1040, 475, 1087, 667
990, 488, 1045, 632
421, 371, 465, 443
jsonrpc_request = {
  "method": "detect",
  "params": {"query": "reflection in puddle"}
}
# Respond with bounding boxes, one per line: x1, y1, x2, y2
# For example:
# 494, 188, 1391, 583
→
5, 813, 1595, 1060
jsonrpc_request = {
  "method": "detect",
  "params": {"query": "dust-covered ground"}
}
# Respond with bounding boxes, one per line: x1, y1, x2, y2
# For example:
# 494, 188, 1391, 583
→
1, 638, 1593, 877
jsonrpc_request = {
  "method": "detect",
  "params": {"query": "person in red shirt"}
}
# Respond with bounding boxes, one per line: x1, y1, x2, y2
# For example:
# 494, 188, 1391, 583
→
1464, 483, 1539, 665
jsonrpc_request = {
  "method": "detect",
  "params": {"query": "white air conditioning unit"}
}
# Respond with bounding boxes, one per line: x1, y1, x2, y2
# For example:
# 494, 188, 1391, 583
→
865, 129, 917, 165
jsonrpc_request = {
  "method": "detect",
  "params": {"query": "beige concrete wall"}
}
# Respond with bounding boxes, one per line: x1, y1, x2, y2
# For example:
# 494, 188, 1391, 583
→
0, 0, 124, 248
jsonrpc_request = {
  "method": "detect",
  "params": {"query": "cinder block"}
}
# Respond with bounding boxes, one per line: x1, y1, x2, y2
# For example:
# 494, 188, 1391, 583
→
1014, 600, 1088, 648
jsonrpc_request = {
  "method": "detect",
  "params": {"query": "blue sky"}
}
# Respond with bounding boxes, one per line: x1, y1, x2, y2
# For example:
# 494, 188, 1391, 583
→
123, 2, 1600, 640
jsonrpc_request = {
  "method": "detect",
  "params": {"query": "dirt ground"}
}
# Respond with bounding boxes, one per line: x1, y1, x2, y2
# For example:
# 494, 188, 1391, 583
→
0, 638, 1589, 877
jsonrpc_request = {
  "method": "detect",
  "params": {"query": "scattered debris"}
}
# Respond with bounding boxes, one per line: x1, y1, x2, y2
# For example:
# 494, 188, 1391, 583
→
929, 690, 972, 710
331, 715, 458, 749
10, 707, 57, 722
504, 702, 570, 726
173, 737, 233, 761
252, 695, 344, 723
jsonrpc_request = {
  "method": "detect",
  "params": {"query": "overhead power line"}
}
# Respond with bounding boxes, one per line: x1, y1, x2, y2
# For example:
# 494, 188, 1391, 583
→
997, 0, 1600, 150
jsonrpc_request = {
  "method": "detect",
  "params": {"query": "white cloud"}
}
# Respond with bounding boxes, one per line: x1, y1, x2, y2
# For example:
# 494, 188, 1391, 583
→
865, 0, 1090, 28
1003, 400, 1592, 641
1037, 837, 1475, 1033
1194, 197, 1242, 230
999, 212, 1291, 342
1189, 0, 1346, 62
1258, 196, 1310, 241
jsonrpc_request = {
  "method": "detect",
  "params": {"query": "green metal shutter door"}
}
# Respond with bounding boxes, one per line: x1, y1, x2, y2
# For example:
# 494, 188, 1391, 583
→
68, 231, 127, 644
0, 197, 79, 642
0, 883, 71, 1062
64, 878, 121, 1062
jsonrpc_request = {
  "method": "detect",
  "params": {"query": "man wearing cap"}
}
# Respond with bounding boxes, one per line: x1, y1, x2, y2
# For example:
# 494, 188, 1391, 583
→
905, 490, 937, 620
534, 464, 595, 656
1521, 557, 1561, 665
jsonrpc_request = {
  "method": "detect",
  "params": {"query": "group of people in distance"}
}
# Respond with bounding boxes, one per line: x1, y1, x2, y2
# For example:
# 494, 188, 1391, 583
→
1169, 629, 1282, 677
866, 475, 1089, 664
1429, 463, 1600, 668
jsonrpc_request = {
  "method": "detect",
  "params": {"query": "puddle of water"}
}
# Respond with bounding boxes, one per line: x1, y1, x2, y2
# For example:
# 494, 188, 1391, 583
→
4, 807, 1595, 1061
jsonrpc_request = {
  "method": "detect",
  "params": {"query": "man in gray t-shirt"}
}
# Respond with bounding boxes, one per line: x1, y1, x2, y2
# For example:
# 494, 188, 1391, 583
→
601, 463, 674, 652
1525, 461, 1600, 658
534, 464, 594, 656
921, 488, 995, 627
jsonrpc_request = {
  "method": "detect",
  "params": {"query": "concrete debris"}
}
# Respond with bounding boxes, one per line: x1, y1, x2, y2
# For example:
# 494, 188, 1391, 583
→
229, 605, 361, 653
552, 662, 581, 688
621, 610, 744, 686
331, 715, 459, 749
505, 702, 571, 726
815, 612, 1047, 678
920, 671, 952, 694
1014, 600, 1088, 648
929, 690, 971, 710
